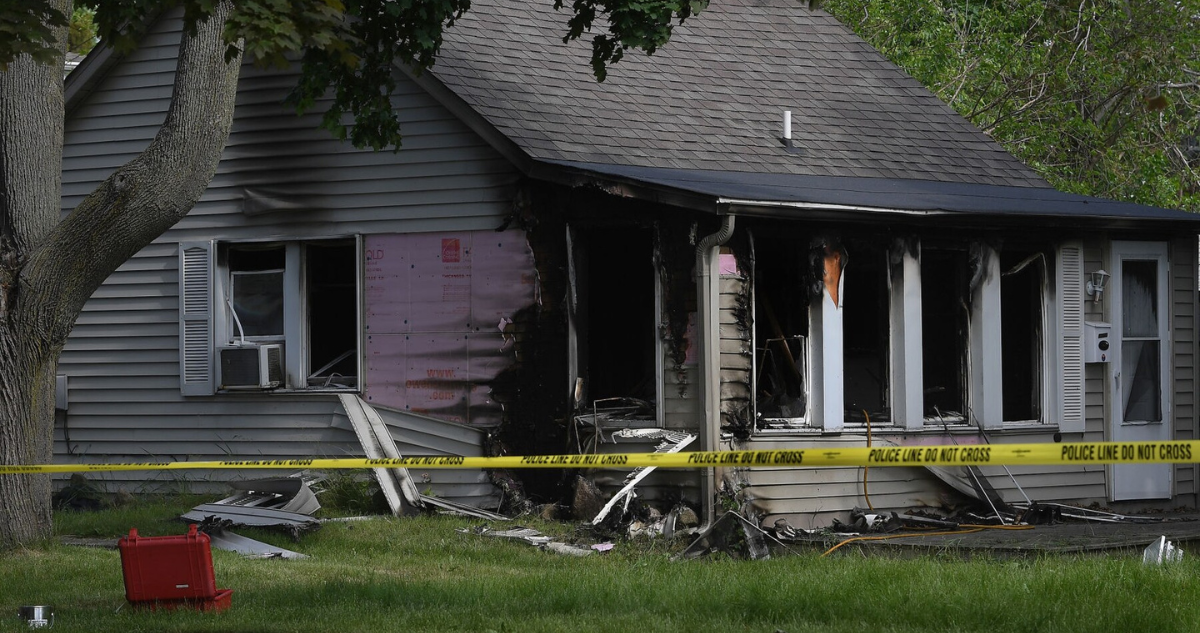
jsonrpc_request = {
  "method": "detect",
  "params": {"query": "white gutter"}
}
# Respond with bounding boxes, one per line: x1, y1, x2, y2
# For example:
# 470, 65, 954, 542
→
716, 198, 953, 217
695, 214, 735, 526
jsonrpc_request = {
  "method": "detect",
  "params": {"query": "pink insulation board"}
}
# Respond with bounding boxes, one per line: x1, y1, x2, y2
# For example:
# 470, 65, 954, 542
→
364, 231, 536, 426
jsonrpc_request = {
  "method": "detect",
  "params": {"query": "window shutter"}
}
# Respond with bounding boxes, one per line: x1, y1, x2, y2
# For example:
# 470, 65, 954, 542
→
1057, 242, 1085, 432
179, 241, 214, 395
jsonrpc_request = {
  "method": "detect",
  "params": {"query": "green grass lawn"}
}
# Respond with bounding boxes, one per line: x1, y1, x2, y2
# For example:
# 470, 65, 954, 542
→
2, 498, 1199, 633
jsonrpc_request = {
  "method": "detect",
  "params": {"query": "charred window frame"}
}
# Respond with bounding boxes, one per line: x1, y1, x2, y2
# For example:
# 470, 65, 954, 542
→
920, 247, 971, 422
752, 232, 811, 427
916, 241, 1051, 428
746, 233, 1055, 432
215, 238, 362, 391
1000, 249, 1048, 424
566, 225, 661, 426
842, 240, 890, 424
752, 233, 893, 431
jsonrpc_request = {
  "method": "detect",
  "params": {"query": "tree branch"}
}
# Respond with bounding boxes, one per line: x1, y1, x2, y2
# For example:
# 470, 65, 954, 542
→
17, 0, 243, 342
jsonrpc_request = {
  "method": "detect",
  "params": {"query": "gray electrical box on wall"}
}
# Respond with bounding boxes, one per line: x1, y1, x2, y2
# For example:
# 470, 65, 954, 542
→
1084, 321, 1112, 363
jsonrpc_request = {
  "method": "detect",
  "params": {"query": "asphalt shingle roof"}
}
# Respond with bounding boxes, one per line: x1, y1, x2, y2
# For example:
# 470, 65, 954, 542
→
431, 0, 1050, 189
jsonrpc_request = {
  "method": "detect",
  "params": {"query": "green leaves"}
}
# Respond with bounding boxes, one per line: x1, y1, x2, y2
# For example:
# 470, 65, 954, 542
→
226, 0, 354, 67
824, 0, 1200, 212
556, 0, 705, 81
0, 0, 69, 70
281, 0, 472, 150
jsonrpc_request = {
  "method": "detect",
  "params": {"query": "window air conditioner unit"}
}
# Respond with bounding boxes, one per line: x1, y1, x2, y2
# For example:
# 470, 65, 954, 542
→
218, 344, 283, 390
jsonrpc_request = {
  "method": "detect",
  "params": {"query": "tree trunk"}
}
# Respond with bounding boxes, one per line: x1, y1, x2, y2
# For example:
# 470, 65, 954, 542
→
0, 328, 57, 547
0, 1, 242, 548
0, 0, 69, 549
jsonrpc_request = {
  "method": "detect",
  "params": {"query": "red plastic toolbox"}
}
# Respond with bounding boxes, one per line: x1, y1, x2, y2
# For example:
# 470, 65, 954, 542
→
118, 524, 231, 610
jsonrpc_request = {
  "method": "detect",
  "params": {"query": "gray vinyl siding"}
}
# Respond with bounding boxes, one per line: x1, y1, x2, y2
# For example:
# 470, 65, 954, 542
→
737, 435, 951, 529
1083, 241, 1109, 441
1171, 236, 1197, 500
738, 430, 1115, 529
57, 11, 519, 496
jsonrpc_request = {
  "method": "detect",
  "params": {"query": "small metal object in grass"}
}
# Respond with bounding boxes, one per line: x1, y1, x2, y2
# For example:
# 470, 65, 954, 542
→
18, 606, 53, 628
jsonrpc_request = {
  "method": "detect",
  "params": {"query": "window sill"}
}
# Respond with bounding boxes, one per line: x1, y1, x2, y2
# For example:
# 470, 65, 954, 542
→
216, 386, 360, 395
750, 421, 1056, 438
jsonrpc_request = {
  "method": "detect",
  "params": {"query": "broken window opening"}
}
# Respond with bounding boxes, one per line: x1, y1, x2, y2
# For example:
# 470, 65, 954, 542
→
579, 228, 657, 405
229, 246, 285, 341
753, 236, 810, 423
842, 243, 890, 423
219, 239, 360, 391
305, 242, 358, 386
1000, 250, 1045, 422
921, 249, 968, 420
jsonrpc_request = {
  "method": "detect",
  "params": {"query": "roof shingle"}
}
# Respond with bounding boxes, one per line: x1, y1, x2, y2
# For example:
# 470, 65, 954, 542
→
430, 0, 1049, 189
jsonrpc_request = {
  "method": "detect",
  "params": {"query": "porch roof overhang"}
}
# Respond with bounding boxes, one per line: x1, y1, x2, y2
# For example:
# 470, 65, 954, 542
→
535, 160, 1200, 231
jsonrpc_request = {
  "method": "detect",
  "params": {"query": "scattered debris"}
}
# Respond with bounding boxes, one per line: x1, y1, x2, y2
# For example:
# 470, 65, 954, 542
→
591, 542, 615, 553
679, 512, 788, 560
832, 509, 901, 534
1011, 502, 1164, 524
224, 475, 323, 515
899, 512, 961, 530
181, 475, 322, 533
1143, 536, 1184, 565
420, 495, 509, 521
544, 542, 595, 557
181, 503, 319, 533
466, 526, 550, 546
770, 517, 823, 541
924, 464, 1010, 523
620, 503, 702, 539
52, 474, 105, 511
591, 430, 696, 525
572, 398, 656, 431
459, 525, 597, 557
1014, 503, 1062, 525
203, 528, 308, 560
572, 475, 605, 520
535, 503, 562, 521
673, 505, 700, 528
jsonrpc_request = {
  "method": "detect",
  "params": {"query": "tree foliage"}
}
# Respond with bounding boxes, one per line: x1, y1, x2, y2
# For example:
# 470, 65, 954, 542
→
823, 0, 1200, 212
68, 4, 98, 55
0, 0, 71, 70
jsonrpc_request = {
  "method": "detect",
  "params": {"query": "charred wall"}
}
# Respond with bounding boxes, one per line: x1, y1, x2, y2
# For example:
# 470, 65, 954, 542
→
488, 181, 703, 504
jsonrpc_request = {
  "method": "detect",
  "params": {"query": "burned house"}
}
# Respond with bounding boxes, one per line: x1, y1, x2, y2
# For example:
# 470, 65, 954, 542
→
59, 0, 1200, 526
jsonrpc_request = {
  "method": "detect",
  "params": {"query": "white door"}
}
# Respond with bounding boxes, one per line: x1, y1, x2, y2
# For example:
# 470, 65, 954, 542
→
1110, 241, 1171, 500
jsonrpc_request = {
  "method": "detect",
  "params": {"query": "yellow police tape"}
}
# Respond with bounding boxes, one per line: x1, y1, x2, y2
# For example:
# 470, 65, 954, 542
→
0, 440, 1197, 475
